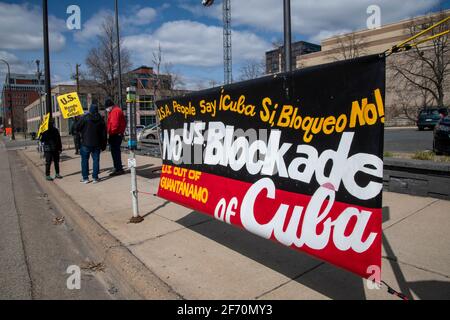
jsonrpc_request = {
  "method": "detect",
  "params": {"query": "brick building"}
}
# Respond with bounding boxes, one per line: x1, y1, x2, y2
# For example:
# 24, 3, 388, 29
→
129, 66, 189, 126
1, 73, 44, 132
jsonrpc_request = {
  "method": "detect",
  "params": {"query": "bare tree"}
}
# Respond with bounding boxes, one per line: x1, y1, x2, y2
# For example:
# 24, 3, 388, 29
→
164, 62, 185, 93
238, 59, 265, 81
152, 43, 163, 102
331, 33, 367, 61
390, 11, 449, 109
85, 15, 132, 103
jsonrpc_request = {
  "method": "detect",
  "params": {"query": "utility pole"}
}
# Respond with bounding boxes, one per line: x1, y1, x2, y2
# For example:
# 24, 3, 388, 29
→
42, 0, 52, 117
283, 0, 292, 73
75, 63, 81, 94
36, 60, 43, 154
115, 0, 123, 109
36, 60, 43, 122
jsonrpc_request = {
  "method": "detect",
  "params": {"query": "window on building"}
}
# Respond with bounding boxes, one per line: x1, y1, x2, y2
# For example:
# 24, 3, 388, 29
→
139, 95, 154, 111
79, 94, 88, 110
140, 115, 156, 126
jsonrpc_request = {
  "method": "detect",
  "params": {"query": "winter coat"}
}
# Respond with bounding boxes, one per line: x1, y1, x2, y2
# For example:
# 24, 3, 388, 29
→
76, 112, 107, 150
107, 106, 126, 136
40, 126, 62, 153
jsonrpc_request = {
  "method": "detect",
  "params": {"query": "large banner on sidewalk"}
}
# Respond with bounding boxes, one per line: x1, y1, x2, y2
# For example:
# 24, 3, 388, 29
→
156, 55, 385, 279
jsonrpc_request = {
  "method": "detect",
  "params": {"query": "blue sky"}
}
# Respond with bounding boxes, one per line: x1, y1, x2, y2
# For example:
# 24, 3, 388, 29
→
0, 0, 449, 90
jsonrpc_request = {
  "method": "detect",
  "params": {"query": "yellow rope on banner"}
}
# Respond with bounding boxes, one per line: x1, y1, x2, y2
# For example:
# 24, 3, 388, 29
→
384, 15, 449, 56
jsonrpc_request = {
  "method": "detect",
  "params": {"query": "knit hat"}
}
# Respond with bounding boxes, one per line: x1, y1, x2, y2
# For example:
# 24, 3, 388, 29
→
105, 98, 115, 108
89, 104, 99, 114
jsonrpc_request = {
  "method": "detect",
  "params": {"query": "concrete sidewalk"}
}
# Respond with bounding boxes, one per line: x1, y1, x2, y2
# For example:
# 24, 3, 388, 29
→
19, 147, 450, 300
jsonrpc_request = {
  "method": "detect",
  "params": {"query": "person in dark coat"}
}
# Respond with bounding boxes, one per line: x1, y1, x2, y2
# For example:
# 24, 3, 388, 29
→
76, 103, 107, 184
40, 119, 62, 181
71, 116, 81, 155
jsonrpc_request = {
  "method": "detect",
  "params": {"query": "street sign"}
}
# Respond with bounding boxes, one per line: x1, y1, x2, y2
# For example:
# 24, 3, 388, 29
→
57, 92, 84, 119
128, 158, 136, 169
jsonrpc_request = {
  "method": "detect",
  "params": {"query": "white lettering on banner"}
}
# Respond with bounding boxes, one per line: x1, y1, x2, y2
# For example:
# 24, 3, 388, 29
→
162, 122, 383, 200
240, 178, 378, 253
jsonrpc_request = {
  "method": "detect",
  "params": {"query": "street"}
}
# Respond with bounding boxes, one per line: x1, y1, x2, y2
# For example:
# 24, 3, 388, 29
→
384, 128, 434, 153
0, 141, 121, 299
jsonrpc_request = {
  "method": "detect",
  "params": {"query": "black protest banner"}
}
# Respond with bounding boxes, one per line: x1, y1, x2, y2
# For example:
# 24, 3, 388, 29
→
156, 54, 385, 279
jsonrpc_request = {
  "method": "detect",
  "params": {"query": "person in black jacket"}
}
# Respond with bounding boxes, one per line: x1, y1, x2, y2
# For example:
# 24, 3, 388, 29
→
40, 119, 63, 181
70, 116, 81, 155
76, 103, 107, 184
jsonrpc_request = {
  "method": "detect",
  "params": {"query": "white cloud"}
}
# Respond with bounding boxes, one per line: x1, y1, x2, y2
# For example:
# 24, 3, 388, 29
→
0, 51, 33, 74
74, 9, 112, 43
74, 7, 157, 43
123, 20, 270, 67
181, 0, 441, 43
0, 2, 66, 51
131, 7, 157, 26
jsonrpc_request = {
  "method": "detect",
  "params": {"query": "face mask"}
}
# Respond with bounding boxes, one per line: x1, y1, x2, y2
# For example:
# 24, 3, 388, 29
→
106, 107, 112, 112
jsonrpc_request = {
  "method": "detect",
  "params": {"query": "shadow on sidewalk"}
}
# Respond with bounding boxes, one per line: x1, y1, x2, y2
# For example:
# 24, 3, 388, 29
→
136, 164, 161, 180
176, 211, 368, 300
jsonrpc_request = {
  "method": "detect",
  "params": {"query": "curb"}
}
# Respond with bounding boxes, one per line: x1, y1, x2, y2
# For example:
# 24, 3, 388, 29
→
383, 158, 450, 200
18, 150, 181, 300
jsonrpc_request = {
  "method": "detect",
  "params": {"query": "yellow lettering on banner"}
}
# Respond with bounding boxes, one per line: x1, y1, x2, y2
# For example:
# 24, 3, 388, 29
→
349, 88, 385, 127
57, 92, 84, 119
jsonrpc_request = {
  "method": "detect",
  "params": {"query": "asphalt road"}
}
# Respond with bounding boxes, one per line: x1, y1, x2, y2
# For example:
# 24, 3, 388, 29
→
0, 141, 122, 300
384, 128, 434, 153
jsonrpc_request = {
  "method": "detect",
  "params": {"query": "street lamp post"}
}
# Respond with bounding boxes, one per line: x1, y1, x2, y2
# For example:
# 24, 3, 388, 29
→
36, 60, 43, 122
1, 59, 15, 140
283, 0, 292, 73
115, 0, 123, 109
42, 0, 52, 117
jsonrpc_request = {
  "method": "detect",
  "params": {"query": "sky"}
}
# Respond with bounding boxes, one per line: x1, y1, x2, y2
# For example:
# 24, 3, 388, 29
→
0, 0, 449, 91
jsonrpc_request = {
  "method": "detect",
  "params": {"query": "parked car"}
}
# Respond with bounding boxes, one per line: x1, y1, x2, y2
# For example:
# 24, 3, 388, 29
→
138, 124, 159, 143
438, 107, 449, 118
124, 125, 145, 138
417, 108, 442, 130
433, 116, 450, 155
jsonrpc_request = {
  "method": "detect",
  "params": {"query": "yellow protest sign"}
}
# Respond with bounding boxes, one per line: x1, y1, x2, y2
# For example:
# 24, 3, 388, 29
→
57, 92, 84, 119
37, 113, 50, 137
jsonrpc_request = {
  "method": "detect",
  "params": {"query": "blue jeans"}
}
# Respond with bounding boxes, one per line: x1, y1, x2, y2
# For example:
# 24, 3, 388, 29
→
80, 145, 101, 180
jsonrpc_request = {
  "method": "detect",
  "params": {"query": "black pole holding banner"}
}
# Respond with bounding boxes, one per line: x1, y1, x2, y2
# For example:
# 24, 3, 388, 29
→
283, 0, 292, 72
43, 0, 52, 117
115, 0, 123, 109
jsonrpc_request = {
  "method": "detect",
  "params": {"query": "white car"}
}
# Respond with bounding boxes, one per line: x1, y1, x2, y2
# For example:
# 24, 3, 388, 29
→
137, 124, 159, 143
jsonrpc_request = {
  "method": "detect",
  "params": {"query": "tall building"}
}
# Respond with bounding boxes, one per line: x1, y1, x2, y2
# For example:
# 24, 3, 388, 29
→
129, 66, 188, 127
266, 41, 321, 74
2, 73, 44, 132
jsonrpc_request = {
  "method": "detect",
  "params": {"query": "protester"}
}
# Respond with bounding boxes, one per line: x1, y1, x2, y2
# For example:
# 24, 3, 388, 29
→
70, 116, 81, 155
40, 119, 62, 181
105, 98, 126, 176
76, 103, 107, 184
